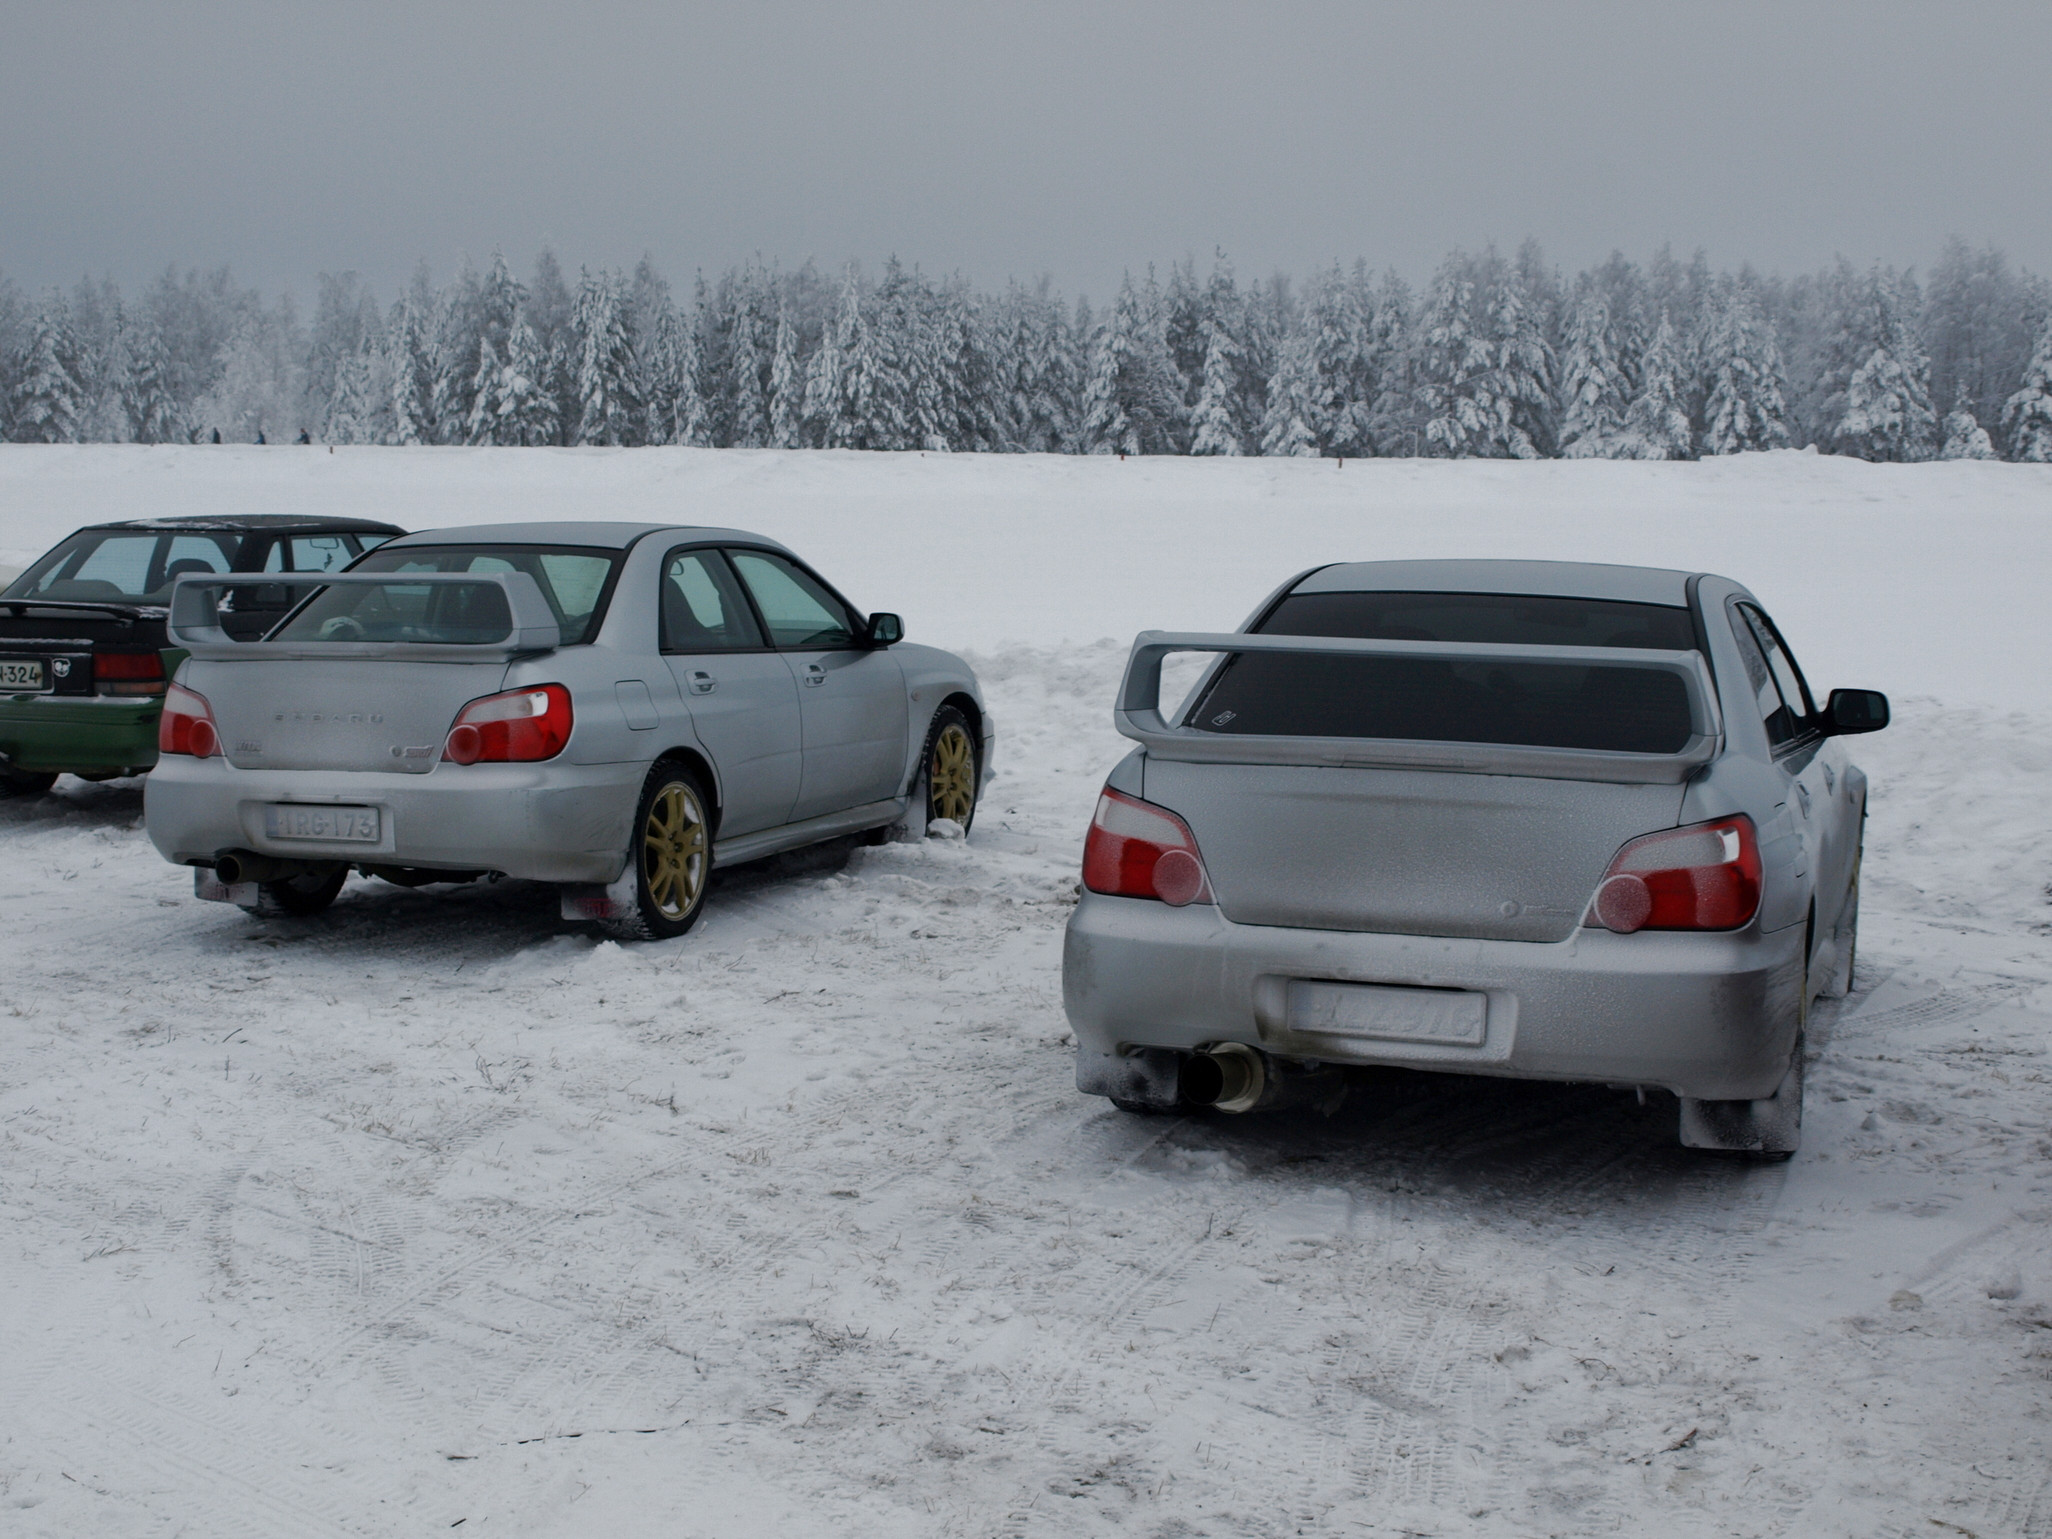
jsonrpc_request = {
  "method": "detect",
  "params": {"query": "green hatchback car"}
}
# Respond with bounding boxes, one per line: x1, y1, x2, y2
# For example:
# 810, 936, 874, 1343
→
0, 514, 404, 795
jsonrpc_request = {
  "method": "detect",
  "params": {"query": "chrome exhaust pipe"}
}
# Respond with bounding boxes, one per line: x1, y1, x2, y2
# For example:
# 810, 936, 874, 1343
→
1179, 1043, 1268, 1113
1180, 1043, 1350, 1116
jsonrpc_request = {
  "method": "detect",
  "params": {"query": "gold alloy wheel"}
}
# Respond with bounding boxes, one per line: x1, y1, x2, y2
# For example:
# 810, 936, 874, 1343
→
928, 722, 976, 825
641, 780, 709, 920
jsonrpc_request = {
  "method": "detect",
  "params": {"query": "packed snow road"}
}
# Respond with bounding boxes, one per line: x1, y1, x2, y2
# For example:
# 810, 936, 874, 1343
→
2, 640, 2048, 1539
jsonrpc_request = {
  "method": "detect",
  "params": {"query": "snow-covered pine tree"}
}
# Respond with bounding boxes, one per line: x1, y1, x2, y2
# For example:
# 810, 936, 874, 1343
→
2001, 316, 2052, 462
1833, 269, 1937, 461
1162, 260, 1206, 423
1363, 268, 1415, 455
804, 265, 863, 449
1939, 385, 1998, 460
1190, 312, 1248, 454
466, 335, 506, 445
1485, 256, 1553, 458
459, 254, 525, 444
9, 296, 84, 443
499, 313, 561, 446
122, 311, 181, 443
572, 269, 640, 446
1558, 283, 1632, 457
1925, 239, 2033, 451
1414, 253, 1498, 457
847, 258, 919, 451
1699, 277, 1790, 455
768, 300, 803, 448
1257, 330, 1318, 456
1077, 271, 1187, 455
1617, 311, 1693, 459
387, 295, 438, 446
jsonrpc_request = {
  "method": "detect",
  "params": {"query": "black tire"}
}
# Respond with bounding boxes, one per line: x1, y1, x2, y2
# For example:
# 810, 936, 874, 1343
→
598, 762, 713, 941
920, 704, 980, 834
252, 867, 347, 917
0, 768, 57, 798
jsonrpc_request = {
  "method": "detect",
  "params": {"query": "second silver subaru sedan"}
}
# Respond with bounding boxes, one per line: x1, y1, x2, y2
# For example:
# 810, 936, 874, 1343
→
145, 523, 992, 939
1064, 560, 1887, 1154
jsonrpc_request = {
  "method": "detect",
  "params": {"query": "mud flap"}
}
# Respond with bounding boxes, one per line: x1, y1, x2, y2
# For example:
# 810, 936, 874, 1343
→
1076, 1047, 1182, 1109
1679, 1041, 1804, 1154
559, 865, 639, 924
194, 868, 261, 910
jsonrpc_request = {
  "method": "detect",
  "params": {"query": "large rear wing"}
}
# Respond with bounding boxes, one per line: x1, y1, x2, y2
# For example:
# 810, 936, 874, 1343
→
167, 572, 562, 660
1115, 630, 1724, 784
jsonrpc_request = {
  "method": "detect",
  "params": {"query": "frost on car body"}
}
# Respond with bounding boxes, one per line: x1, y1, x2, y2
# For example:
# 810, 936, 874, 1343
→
1063, 559, 1887, 1154
144, 521, 993, 938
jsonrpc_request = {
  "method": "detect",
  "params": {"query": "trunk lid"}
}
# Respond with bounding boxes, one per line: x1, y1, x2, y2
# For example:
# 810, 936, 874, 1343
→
182, 656, 511, 773
1143, 758, 1685, 942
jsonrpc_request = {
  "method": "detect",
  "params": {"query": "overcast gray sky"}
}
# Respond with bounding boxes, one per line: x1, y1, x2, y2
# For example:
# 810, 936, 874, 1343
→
5, 0, 2049, 302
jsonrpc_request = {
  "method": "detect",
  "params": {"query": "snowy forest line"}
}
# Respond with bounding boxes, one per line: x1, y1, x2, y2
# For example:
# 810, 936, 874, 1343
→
5, 238, 2052, 463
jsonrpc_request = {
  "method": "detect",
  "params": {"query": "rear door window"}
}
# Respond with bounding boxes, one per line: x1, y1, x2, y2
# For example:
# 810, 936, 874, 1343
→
290, 535, 352, 572
662, 550, 765, 651
1186, 589, 1699, 754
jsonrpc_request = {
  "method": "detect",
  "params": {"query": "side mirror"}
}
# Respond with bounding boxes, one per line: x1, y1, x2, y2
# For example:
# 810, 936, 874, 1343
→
865, 612, 904, 648
1822, 688, 1889, 736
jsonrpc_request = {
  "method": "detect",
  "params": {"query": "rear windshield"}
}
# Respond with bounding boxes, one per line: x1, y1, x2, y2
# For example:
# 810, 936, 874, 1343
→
1187, 589, 1697, 754
4, 529, 240, 602
272, 545, 617, 646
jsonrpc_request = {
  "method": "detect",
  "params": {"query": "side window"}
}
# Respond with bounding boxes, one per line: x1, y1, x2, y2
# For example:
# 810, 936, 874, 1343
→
661, 550, 764, 651
1731, 604, 1804, 749
262, 541, 287, 572
728, 550, 858, 649
290, 535, 351, 572
1746, 607, 1817, 723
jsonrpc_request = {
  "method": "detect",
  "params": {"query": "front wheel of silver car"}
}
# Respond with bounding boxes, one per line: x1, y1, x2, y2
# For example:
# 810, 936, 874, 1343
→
921, 705, 979, 834
598, 763, 713, 942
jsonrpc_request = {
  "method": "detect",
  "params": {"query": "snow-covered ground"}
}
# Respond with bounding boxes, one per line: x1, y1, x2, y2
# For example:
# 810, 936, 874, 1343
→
1, 448, 2048, 1537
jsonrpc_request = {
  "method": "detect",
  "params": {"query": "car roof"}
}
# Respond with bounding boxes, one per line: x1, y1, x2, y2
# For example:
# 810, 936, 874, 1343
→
1293, 559, 1695, 606
82, 515, 406, 535
382, 521, 789, 552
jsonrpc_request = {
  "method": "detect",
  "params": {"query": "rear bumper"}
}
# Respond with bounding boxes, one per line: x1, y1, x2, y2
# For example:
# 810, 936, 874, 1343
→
1063, 892, 1805, 1102
144, 755, 644, 883
0, 694, 160, 775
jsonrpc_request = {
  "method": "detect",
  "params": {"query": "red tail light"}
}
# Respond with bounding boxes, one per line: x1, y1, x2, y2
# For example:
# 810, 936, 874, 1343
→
1081, 788, 1214, 905
158, 682, 219, 758
95, 649, 167, 697
444, 684, 572, 764
1590, 814, 1761, 933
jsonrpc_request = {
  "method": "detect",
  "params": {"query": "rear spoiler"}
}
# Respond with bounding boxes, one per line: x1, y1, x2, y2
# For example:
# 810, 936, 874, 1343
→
0, 598, 163, 622
167, 572, 562, 660
1116, 630, 1724, 785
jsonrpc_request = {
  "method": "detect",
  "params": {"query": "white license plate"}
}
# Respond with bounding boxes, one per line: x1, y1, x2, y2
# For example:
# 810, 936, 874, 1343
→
1286, 980, 1488, 1046
0, 658, 46, 690
262, 803, 381, 843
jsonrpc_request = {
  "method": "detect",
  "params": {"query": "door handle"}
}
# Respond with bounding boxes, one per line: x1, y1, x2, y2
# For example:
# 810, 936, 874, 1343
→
688, 671, 717, 695
803, 664, 827, 687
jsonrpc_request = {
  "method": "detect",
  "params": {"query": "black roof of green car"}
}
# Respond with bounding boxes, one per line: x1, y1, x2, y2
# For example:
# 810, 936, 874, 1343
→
78, 515, 405, 535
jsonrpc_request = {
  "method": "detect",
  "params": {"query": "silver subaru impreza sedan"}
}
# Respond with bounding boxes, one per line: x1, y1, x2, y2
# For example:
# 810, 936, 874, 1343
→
1064, 560, 1888, 1154
145, 522, 992, 939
